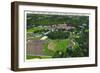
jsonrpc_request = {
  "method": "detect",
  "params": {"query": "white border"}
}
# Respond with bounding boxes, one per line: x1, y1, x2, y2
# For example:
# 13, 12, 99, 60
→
18, 5, 96, 68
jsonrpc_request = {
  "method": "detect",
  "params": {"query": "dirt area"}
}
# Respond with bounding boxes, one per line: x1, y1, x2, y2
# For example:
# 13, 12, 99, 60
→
27, 39, 45, 55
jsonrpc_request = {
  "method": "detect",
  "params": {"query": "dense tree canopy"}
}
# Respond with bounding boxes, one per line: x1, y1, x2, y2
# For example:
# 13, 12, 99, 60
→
27, 14, 89, 28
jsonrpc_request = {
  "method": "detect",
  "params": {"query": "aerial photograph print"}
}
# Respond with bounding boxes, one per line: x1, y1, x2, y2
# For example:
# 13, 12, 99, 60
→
26, 11, 89, 60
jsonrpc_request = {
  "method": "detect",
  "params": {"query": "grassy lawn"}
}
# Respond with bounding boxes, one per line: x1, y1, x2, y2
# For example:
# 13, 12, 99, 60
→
42, 39, 68, 56
53, 39, 68, 52
27, 27, 43, 32
26, 55, 52, 59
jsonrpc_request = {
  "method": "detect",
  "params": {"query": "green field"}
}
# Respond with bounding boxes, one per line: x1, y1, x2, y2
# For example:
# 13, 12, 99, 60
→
43, 39, 68, 56
27, 27, 44, 32
26, 55, 52, 59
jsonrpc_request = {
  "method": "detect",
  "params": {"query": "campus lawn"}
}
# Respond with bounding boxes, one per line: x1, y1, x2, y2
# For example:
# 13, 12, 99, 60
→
43, 39, 68, 57
27, 27, 44, 32
26, 55, 52, 59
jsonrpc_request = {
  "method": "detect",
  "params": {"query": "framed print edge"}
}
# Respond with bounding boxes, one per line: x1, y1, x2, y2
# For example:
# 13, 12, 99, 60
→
11, 1, 98, 71
11, 2, 19, 71
95, 7, 98, 67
